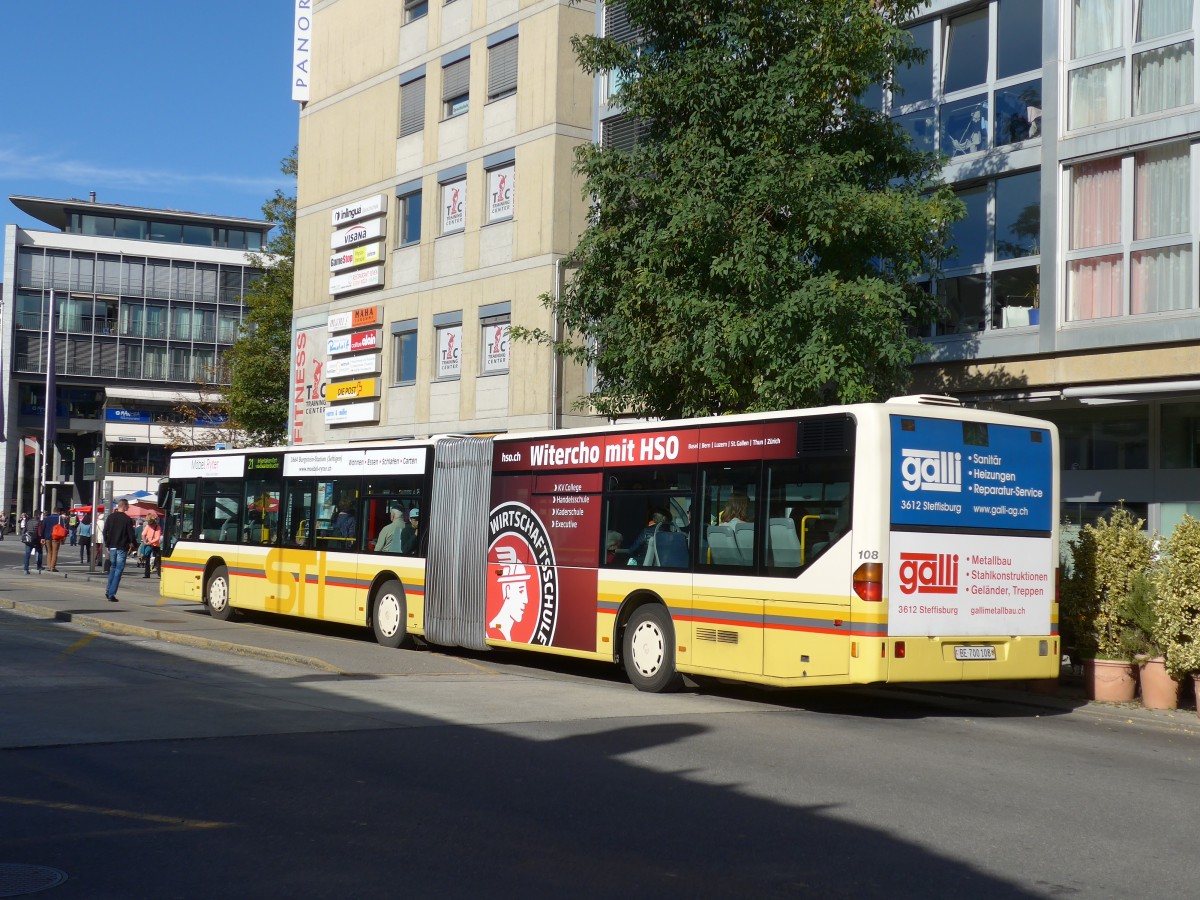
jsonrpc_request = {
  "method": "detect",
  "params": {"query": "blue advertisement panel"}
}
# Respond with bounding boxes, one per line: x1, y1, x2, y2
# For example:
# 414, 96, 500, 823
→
889, 415, 1053, 532
106, 408, 151, 424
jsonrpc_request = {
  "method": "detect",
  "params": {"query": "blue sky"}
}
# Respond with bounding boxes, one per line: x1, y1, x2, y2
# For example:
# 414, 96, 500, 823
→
0, 1, 299, 231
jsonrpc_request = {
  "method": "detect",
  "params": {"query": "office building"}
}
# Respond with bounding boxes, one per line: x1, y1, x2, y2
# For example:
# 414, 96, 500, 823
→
1, 196, 271, 515
291, 0, 600, 444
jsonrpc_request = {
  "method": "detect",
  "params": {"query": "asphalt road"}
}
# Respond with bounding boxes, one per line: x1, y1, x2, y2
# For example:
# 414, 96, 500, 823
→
1, 538, 1198, 898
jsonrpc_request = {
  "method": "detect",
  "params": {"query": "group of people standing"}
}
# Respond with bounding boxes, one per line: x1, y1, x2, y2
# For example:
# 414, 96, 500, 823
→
13, 503, 163, 594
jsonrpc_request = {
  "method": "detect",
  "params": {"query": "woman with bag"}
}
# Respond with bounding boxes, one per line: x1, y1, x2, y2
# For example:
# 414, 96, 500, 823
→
141, 514, 163, 578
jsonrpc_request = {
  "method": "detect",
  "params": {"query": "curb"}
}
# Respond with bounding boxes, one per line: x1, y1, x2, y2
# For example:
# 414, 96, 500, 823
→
0, 597, 344, 674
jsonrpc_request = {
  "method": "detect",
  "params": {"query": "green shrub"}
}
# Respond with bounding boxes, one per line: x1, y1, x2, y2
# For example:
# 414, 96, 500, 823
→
1060, 505, 1153, 660
1118, 573, 1160, 660
1153, 514, 1200, 679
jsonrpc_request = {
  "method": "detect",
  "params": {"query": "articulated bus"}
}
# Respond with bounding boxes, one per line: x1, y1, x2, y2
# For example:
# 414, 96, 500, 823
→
158, 396, 1060, 692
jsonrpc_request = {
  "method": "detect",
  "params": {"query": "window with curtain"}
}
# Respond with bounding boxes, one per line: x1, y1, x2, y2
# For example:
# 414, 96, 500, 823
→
1134, 41, 1194, 115
1073, 0, 1122, 58
1068, 0, 1197, 128
1069, 59, 1124, 127
1138, 0, 1193, 41
1066, 143, 1196, 321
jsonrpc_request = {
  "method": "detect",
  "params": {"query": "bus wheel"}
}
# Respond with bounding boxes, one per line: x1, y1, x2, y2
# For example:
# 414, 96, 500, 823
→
371, 579, 409, 649
205, 565, 234, 621
622, 604, 683, 693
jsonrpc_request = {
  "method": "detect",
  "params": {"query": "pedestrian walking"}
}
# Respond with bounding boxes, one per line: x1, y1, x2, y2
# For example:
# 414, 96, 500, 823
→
68, 510, 79, 546
102, 499, 136, 602
78, 513, 93, 565
95, 511, 107, 572
22, 511, 43, 574
0, 511, 7, 541
41, 505, 68, 573
141, 513, 163, 578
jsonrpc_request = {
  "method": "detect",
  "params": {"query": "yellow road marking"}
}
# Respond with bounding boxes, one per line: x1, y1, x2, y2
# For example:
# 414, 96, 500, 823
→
60, 633, 97, 657
0, 795, 229, 830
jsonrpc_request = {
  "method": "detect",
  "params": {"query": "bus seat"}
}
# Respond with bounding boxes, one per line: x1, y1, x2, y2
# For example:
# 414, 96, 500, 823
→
769, 518, 801, 567
655, 529, 689, 568
731, 522, 754, 565
707, 526, 741, 565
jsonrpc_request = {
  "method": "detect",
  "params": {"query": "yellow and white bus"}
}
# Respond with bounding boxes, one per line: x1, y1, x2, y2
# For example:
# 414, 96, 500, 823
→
159, 396, 1060, 692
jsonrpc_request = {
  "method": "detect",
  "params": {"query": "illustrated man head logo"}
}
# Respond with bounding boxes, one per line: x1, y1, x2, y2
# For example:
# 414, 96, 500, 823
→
488, 545, 530, 641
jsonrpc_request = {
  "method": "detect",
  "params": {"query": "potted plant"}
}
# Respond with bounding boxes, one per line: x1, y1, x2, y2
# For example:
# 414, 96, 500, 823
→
1119, 573, 1180, 710
1061, 505, 1153, 702
1153, 514, 1200, 718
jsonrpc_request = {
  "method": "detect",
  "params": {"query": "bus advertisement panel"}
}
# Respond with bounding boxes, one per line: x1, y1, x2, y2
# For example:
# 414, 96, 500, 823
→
887, 415, 1055, 638
486, 422, 800, 653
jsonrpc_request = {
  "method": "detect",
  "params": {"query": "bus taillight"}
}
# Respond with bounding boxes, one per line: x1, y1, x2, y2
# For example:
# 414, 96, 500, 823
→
853, 563, 883, 602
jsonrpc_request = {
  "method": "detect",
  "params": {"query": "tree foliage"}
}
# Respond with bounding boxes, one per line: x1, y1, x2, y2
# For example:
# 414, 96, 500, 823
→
225, 149, 297, 445
160, 381, 263, 451
528, 0, 960, 418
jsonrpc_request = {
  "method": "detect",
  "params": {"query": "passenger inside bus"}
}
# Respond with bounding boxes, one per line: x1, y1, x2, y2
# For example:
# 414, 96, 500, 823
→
400, 508, 420, 555
375, 507, 402, 553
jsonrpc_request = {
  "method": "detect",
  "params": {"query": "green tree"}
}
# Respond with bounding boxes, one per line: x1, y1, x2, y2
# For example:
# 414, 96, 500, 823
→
225, 149, 296, 444
528, 0, 959, 418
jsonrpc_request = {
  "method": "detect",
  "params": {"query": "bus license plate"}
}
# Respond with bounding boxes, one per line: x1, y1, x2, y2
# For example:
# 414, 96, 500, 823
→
955, 646, 996, 661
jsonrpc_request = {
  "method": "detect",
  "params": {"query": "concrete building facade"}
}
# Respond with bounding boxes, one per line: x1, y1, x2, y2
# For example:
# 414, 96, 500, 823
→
291, 0, 601, 446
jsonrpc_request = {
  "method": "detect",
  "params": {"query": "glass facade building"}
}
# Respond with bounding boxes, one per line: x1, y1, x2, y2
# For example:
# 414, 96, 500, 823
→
2, 196, 269, 516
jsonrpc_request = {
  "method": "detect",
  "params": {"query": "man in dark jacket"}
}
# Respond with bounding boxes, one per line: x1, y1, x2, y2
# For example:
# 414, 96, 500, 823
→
102, 499, 137, 602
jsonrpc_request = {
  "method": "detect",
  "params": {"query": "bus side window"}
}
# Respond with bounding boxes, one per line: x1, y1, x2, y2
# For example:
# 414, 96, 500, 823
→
763, 461, 853, 575
698, 463, 759, 571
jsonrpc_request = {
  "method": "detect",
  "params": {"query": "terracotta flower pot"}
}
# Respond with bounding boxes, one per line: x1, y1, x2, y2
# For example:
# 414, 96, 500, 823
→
1138, 657, 1181, 710
1083, 658, 1138, 703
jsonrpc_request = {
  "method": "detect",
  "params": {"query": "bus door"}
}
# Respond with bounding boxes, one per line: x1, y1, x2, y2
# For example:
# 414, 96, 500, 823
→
232, 458, 284, 613
759, 449, 854, 680
270, 477, 360, 625
691, 463, 766, 676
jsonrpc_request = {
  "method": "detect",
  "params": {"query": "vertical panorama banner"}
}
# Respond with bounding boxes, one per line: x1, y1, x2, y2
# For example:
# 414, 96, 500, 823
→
292, 0, 312, 102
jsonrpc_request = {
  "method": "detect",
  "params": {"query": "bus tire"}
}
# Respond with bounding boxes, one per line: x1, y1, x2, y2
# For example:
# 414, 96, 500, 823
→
371, 579, 409, 649
205, 565, 234, 621
622, 604, 683, 693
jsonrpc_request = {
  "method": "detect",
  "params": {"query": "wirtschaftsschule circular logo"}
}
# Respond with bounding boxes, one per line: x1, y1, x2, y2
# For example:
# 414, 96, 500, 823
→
486, 501, 558, 645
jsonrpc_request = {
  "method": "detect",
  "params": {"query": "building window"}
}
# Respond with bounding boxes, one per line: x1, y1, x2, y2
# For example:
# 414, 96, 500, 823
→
600, 113, 651, 150
440, 179, 466, 234
885, 1, 1042, 157
480, 313, 510, 374
436, 323, 463, 379
1068, 0, 1195, 129
487, 36, 518, 101
393, 326, 418, 384
400, 75, 425, 137
1042, 405, 1150, 470
1066, 142, 1194, 321
922, 169, 1041, 337
486, 163, 514, 222
404, 0, 428, 23
399, 189, 423, 245
442, 56, 470, 118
